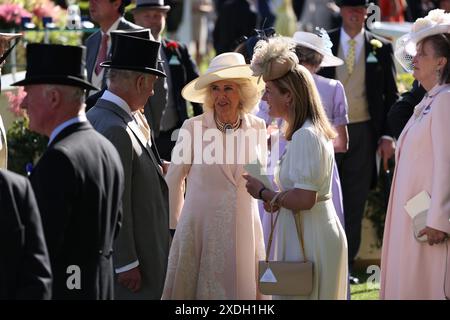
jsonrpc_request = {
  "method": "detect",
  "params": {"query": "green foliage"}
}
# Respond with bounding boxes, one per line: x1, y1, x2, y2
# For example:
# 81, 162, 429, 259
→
6, 117, 47, 176
350, 269, 379, 300
397, 72, 415, 93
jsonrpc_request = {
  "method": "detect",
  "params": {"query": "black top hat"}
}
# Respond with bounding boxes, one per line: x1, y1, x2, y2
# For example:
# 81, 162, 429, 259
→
109, 28, 153, 56
133, 0, 171, 11
335, 0, 370, 7
11, 43, 98, 90
101, 34, 166, 77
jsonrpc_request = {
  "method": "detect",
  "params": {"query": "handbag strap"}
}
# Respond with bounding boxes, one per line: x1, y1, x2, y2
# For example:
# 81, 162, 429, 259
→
265, 191, 308, 263
264, 192, 331, 263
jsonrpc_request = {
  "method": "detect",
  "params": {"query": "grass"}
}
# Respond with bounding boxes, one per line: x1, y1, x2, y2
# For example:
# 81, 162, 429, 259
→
350, 269, 380, 300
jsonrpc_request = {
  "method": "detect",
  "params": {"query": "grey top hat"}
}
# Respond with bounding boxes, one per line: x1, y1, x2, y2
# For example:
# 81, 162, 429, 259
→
133, 0, 171, 11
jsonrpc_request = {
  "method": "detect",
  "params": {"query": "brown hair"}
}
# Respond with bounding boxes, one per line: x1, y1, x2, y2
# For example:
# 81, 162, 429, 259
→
421, 33, 450, 84
271, 65, 336, 141
294, 45, 324, 72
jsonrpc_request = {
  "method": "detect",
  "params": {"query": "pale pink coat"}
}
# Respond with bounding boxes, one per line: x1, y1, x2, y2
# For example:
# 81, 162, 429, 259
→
380, 84, 450, 299
162, 111, 268, 299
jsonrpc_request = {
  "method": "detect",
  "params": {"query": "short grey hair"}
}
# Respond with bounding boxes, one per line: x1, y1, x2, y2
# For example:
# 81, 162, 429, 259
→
106, 68, 151, 87
43, 84, 85, 105
202, 78, 260, 114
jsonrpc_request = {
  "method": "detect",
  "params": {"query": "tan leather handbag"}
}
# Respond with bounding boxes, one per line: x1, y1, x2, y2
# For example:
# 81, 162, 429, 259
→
258, 192, 314, 296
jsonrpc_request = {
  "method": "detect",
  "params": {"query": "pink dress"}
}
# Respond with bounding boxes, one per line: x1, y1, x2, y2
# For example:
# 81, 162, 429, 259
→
380, 84, 450, 299
162, 111, 267, 299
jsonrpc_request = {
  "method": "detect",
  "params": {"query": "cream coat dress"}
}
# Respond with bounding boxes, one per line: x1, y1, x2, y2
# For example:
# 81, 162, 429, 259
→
162, 111, 267, 299
381, 84, 450, 299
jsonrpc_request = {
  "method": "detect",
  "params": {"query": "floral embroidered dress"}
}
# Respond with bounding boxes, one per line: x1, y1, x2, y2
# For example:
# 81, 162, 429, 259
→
161, 111, 267, 299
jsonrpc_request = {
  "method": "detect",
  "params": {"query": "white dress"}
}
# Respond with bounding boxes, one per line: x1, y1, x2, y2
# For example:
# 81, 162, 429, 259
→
272, 120, 348, 299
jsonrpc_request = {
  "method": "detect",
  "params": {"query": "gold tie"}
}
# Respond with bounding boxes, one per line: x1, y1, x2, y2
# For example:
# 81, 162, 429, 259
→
346, 39, 356, 75
134, 110, 151, 145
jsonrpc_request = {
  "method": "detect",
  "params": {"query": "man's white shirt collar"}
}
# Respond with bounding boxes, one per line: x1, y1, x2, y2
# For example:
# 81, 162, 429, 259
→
101, 90, 133, 116
49, 115, 87, 145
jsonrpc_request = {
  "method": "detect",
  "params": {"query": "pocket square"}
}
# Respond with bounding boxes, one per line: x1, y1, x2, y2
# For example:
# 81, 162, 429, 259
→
169, 55, 181, 65
366, 52, 378, 63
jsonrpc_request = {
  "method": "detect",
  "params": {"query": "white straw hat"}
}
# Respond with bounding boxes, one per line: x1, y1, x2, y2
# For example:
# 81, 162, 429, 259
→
395, 9, 450, 72
182, 52, 265, 103
291, 29, 343, 67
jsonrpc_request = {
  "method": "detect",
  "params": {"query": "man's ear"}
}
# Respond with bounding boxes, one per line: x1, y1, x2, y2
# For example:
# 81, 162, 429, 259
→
47, 87, 61, 109
439, 56, 448, 69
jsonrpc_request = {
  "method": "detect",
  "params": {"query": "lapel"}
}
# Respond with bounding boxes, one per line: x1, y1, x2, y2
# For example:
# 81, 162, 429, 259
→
202, 111, 237, 187
95, 99, 164, 178
328, 29, 340, 78
162, 39, 182, 61
87, 31, 101, 82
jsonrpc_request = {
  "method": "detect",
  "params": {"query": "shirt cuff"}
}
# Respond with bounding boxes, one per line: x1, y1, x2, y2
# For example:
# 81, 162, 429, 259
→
115, 260, 139, 274
380, 135, 394, 142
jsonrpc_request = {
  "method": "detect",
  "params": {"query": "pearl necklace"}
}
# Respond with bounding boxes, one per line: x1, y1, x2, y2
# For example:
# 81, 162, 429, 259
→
214, 114, 241, 133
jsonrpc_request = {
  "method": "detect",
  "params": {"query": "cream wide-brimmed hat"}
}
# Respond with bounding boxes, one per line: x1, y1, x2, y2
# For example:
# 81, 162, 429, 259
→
0, 32, 22, 41
395, 9, 450, 72
0, 32, 22, 64
182, 52, 265, 103
291, 30, 343, 67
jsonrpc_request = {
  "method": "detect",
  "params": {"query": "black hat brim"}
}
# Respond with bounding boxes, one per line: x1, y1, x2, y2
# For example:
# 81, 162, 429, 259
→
100, 61, 167, 78
11, 75, 99, 91
132, 4, 171, 12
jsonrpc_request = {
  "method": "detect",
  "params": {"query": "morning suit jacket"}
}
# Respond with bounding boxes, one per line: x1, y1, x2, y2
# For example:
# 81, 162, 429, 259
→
87, 99, 170, 300
388, 80, 426, 139
0, 169, 52, 299
319, 28, 399, 143
29, 122, 124, 300
144, 39, 203, 138
85, 17, 141, 88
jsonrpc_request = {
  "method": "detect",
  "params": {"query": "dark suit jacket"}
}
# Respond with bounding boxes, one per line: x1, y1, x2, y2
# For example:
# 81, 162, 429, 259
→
30, 122, 124, 300
85, 17, 140, 88
213, 0, 257, 54
388, 80, 426, 139
87, 99, 170, 299
144, 39, 203, 138
0, 169, 52, 300
319, 28, 399, 143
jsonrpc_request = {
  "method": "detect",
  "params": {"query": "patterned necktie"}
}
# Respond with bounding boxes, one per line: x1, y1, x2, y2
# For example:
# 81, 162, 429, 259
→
134, 110, 151, 145
95, 33, 109, 75
346, 39, 356, 75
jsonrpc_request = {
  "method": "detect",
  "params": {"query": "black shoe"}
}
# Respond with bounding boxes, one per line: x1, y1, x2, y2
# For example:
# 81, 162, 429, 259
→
349, 275, 360, 285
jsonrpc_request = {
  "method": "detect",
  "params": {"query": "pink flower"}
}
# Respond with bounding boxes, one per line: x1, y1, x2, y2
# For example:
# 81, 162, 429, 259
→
5, 87, 26, 118
0, 4, 32, 27
32, 0, 62, 23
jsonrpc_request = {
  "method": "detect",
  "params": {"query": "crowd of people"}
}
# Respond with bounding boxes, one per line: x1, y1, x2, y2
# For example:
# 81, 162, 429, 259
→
0, 0, 449, 300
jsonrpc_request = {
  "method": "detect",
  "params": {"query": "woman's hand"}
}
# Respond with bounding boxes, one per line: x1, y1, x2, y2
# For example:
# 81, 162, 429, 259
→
243, 174, 266, 199
263, 201, 279, 213
418, 227, 449, 246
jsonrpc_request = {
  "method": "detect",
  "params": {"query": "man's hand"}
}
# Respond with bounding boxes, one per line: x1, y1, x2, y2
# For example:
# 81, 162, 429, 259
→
377, 138, 395, 170
117, 266, 142, 293
162, 160, 170, 176
418, 227, 449, 246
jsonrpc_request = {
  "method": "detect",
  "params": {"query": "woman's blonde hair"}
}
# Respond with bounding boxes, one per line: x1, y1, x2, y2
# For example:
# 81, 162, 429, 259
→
202, 78, 260, 114
272, 64, 337, 141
